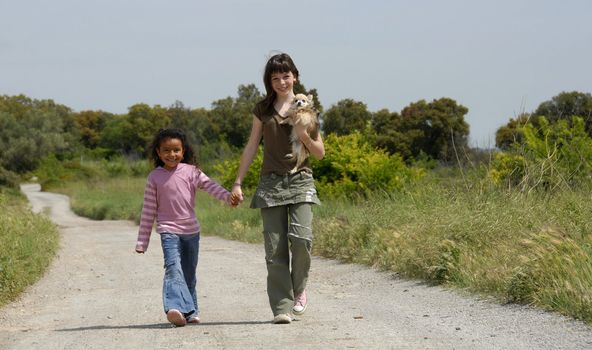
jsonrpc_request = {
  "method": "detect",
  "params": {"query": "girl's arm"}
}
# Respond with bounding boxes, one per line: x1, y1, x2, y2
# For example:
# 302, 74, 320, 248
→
296, 127, 325, 160
195, 170, 232, 203
136, 178, 157, 253
232, 116, 263, 200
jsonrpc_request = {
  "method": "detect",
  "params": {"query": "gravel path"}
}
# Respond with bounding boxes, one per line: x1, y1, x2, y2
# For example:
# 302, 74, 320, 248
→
1, 184, 591, 349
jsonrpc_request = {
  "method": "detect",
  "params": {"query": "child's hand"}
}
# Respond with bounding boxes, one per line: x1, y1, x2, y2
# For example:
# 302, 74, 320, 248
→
229, 184, 244, 207
228, 192, 240, 207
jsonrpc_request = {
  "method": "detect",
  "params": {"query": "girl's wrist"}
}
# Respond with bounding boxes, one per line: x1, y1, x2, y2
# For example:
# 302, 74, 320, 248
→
233, 182, 242, 187
302, 136, 313, 148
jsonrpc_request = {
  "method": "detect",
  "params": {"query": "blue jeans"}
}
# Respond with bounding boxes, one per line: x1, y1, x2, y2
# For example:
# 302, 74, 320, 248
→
160, 232, 200, 318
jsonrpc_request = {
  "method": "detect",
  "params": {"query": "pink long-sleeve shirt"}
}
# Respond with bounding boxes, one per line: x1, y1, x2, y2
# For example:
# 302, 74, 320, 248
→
135, 163, 231, 252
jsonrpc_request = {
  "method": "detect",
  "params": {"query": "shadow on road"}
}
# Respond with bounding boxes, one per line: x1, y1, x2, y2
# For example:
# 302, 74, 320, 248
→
55, 320, 271, 331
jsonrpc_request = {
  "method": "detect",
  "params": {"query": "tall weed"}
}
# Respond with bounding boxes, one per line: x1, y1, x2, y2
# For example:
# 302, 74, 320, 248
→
313, 178, 592, 323
0, 189, 59, 306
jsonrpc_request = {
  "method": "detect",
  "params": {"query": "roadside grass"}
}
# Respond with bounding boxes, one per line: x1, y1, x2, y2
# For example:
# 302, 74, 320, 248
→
0, 188, 60, 307
48, 172, 592, 324
48, 176, 265, 243
49, 177, 146, 221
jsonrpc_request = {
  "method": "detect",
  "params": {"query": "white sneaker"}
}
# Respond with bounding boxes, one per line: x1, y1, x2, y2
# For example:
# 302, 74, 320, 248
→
187, 315, 200, 324
272, 313, 293, 324
293, 290, 307, 315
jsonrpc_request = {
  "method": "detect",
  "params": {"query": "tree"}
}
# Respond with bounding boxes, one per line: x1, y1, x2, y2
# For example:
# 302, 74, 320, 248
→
73, 110, 112, 148
398, 98, 469, 162
495, 91, 592, 149
167, 101, 218, 146
322, 99, 371, 136
0, 95, 80, 173
533, 91, 592, 134
98, 104, 170, 156
126, 103, 171, 155
368, 108, 407, 156
494, 113, 530, 150
98, 114, 133, 155
210, 84, 262, 148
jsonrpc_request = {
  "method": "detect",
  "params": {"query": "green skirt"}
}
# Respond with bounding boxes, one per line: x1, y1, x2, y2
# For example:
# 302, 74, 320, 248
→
250, 170, 321, 209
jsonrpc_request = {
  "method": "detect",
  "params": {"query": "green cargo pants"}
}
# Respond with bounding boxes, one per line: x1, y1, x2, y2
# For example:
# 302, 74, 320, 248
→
261, 202, 313, 316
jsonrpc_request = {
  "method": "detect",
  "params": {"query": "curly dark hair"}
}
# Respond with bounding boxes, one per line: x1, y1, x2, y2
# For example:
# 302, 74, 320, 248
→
148, 128, 196, 168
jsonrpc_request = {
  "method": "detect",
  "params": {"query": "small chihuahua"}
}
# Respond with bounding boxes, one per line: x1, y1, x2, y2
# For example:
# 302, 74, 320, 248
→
281, 93, 320, 173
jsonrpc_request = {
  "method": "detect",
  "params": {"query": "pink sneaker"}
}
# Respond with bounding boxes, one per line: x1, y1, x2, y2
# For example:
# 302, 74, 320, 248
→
293, 290, 307, 315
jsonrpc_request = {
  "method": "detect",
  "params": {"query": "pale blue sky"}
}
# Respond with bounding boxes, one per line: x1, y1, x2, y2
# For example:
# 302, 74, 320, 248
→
1, 0, 591, 147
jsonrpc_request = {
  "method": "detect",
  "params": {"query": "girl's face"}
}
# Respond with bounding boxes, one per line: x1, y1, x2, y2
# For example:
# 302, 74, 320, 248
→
270, 71, 296, 98
156, 137, 184, 170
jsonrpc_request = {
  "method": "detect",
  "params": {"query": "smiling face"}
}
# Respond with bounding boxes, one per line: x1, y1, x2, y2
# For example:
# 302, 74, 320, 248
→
156, 137, 184, 170
270, 71, 296, 99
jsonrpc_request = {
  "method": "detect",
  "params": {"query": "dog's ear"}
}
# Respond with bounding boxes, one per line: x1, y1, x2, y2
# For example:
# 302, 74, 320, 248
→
307, 94, 314, 106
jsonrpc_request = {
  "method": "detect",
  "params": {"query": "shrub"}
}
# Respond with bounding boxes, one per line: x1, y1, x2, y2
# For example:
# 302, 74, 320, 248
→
489, 152, 525, 187
212, 147, 263, 191
0, 167, 19, 189
34, 155, 99, 190
312, 133, 424, 198
489, 116, 592, 191
211, 133, 423, 199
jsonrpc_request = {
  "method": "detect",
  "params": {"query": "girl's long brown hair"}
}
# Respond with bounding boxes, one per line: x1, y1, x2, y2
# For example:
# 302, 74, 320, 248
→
256, 53, 300, 112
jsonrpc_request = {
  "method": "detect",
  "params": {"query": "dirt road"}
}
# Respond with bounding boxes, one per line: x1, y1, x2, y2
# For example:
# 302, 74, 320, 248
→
1, 184, 592, 349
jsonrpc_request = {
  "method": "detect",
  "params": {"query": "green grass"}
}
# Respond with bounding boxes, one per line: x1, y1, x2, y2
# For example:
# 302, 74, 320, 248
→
49, 177, 146, 221
48, 172, 592, 324
49, 176, 265, 242
0, 188, 60, 307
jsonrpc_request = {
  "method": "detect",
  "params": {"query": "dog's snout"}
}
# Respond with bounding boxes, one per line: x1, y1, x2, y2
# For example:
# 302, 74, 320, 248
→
296, 100, 304, 106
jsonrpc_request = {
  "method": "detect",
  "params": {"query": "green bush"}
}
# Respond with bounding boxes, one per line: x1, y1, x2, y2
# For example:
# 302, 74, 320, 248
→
489, 152, 525, 187
212, 147, 263, 191
312, 133, 424, 198
0, 167, 19, 189
35, 155, 99, 190
489, 116, 592, 191
211, 134, 423, 199
129, 159, 151, 177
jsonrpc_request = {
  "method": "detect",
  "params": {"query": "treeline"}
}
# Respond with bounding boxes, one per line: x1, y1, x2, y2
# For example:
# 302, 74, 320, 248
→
0, 83, 470, 169
2, 85, 591, 193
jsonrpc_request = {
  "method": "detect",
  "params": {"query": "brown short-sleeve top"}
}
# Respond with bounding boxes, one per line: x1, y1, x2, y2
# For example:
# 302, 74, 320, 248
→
253, 103, 312, 176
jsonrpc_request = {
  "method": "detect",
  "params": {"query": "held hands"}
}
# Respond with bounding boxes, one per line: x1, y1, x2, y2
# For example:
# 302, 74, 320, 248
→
228, 183, 244, 207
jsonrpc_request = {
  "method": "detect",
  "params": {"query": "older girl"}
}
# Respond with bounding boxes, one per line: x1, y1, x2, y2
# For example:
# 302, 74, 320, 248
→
232, 53, 325, 324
